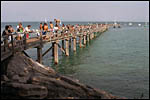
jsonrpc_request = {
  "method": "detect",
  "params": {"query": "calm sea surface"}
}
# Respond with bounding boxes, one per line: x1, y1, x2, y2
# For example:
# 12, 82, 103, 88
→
1, 22, 149, 99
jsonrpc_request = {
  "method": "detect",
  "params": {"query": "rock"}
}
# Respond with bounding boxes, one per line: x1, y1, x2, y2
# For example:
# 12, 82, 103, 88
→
1, 75, 9, 82
2, 82, 48, 99
1, 52, 126, 99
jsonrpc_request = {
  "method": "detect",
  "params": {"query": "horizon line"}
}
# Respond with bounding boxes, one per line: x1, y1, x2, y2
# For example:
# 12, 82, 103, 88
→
1, 21, 149, 23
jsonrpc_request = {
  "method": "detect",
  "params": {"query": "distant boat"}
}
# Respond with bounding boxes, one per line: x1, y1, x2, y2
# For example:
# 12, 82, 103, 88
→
129, 23, 132, 26
144, 22, 148, 27
138, 24, 141, 26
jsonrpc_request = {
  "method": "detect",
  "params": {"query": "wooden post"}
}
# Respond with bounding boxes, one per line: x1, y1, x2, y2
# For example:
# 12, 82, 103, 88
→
23, 33, 27, 49
37, 47, 42, 64
87, 34, 89, 42
69, 38, 72, 48
92, 33, 94, 39
65, 38, 69, 56
73, 37, 76, 52
54, 40, 59, 64
62, 39, 64, 49
83, 35, 86, 45
79, 35, 82, 48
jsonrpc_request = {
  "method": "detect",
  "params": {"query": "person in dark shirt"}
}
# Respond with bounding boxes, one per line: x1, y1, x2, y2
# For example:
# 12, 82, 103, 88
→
2, 25, 9, 37
2, 25, 11, 45
39, 23, 43, 30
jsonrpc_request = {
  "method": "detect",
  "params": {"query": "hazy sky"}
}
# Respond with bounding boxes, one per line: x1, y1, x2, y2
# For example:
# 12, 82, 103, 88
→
1, 1, 149, 22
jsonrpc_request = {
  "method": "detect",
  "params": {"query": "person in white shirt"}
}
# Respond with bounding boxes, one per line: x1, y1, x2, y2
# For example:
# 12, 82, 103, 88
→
25, 25, 32, 39
25, 25, 32, 32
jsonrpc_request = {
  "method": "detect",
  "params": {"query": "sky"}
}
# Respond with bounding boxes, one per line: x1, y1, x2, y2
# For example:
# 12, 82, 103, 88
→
1, 1, 149, 22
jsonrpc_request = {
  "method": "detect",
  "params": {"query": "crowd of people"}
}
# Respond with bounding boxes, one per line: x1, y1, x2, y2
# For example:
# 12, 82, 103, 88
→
1, 19, 105, 45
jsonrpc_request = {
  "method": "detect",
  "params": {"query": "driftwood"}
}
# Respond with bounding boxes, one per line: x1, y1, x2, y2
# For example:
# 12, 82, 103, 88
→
1, 52, 126, 99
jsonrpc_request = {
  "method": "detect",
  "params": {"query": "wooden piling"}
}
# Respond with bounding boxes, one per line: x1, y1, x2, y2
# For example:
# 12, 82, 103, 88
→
87, 34, 90, 42
79, 35, 82, 48
73, 37, 76, 52
92, 33, 94, 39
37, 47, 42, 64
65, 38, 69, 56
54, 40, 59, 64
89, 33, 92, 40
62, 40, 64, 49
69, 38, 72, 48
83, 35, 86, 45
52, 42, 54, 57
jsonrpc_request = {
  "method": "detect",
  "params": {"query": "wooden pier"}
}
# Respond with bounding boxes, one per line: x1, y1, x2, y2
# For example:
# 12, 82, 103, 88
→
1, 24, 108, 64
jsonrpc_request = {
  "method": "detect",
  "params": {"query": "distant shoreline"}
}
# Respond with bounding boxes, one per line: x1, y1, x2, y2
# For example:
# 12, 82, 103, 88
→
1, 21, 149, 23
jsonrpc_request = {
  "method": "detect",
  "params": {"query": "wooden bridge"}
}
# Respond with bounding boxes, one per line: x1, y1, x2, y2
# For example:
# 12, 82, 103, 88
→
1, 24, 108, 64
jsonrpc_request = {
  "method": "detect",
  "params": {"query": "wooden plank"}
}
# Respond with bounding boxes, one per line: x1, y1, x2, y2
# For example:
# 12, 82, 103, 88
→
42, 46, 53, 57
57, 44, 66, 54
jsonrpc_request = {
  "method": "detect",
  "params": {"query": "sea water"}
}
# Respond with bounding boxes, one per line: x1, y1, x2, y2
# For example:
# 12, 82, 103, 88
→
1, 22, 149, 99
